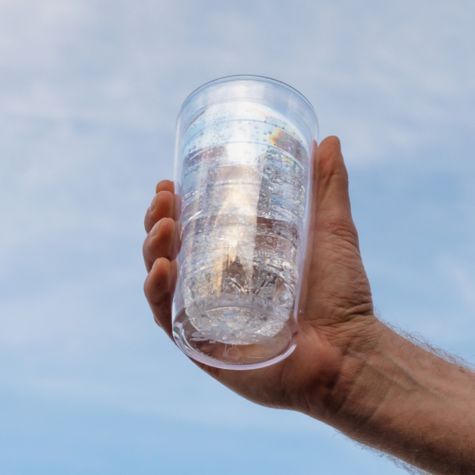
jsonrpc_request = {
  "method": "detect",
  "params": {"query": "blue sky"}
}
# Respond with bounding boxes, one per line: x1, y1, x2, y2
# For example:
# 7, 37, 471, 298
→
1, 1, 474, 473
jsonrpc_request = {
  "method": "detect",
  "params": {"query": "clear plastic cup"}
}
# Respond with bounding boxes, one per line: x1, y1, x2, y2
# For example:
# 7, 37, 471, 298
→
172, 75, 318, 370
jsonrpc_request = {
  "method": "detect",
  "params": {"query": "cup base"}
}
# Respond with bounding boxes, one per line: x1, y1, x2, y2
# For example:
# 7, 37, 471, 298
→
172, 309, 297, 370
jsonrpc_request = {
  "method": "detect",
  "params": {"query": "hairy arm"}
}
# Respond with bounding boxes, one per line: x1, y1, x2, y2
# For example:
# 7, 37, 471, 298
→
315, 322, 475, 474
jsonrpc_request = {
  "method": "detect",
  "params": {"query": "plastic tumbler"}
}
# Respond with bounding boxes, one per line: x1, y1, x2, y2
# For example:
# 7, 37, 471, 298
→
172, 75, 318, 370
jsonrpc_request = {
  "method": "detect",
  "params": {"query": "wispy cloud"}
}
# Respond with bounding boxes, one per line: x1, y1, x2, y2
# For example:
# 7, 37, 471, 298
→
1, 1, 474, 473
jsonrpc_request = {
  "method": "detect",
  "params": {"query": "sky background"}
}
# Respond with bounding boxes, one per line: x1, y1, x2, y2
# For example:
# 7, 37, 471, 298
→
1, 1, 475, 473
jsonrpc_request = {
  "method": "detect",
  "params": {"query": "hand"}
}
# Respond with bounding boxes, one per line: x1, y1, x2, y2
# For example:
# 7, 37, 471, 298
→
143, 137, 475, 474
143, 136, 381, 419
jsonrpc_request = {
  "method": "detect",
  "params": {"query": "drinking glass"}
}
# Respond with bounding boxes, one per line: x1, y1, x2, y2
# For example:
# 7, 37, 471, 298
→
172, 75, 318, 370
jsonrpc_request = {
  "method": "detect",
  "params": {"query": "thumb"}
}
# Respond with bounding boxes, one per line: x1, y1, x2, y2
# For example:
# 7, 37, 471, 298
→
314, 136, 351, 217
313, 136, 359, 245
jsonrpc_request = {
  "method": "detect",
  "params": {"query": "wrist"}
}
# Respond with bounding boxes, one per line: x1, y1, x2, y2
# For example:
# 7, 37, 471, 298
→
313, 319, 475, 472
301, 316, 475, 473
306, 316, 389, 428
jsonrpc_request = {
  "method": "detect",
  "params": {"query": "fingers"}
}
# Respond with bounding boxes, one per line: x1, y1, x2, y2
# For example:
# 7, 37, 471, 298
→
144, 257, 176, 339
144, 190, 177, 233
314, 137, 351, 217
143, 217, 180, 271
143, 180, 179, 339
145, 180, 179, 233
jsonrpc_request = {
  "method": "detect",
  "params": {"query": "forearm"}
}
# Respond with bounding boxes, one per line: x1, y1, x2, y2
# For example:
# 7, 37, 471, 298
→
316, 322, 475, 474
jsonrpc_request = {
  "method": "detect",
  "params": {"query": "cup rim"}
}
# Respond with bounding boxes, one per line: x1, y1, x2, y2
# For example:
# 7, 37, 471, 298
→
177, 74, 318, 127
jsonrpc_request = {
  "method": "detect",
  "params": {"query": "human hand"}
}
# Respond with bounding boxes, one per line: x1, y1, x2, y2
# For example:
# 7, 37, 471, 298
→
143, 136, 382, 420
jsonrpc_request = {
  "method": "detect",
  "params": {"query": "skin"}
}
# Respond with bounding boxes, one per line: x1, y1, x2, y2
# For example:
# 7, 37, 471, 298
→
143, 136, 475, 474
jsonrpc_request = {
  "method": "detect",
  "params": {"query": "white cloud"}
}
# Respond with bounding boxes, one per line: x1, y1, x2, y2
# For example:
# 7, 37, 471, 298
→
2, 0, 474, 162
1, 4, 475, 461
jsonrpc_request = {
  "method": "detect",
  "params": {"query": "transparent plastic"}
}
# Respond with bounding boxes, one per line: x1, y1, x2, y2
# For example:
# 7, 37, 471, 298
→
172, 75, 318, 370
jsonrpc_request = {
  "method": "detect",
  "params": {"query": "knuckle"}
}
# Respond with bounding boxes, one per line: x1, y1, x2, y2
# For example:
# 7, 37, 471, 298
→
159, 216, 174, 228
144, 209, 152, 231
144, 233, 159, 260
142, 235, 154, 262
318, 165, 348, 188
144, 202, 158, 232
143, 264, 161, 303
321, 218, 358, 243
143, 274, 152, 298
143, 219, 177, 262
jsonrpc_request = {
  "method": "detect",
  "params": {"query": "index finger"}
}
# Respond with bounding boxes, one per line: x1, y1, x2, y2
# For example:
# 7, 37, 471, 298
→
156, 180, 175, 194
